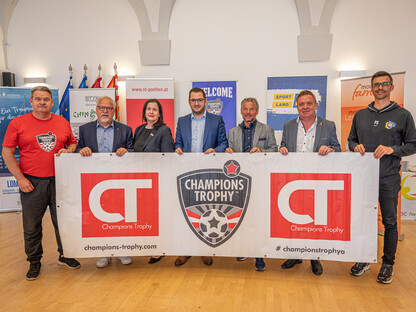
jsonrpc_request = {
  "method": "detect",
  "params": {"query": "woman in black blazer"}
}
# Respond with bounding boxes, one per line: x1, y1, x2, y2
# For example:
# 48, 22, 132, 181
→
133, 99, 174, 264
133, 99, 174, 153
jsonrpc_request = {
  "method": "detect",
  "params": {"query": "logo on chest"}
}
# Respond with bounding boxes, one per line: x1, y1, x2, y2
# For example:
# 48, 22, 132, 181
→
385, 121, 396, 129
36, 132, 56, 152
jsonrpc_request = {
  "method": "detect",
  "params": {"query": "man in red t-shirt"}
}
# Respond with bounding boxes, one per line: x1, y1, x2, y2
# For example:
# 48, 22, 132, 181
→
2, 86, 81, 281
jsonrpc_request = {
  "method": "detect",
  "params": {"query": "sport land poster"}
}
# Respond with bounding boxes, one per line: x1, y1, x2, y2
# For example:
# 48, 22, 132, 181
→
267, 76, 327, 145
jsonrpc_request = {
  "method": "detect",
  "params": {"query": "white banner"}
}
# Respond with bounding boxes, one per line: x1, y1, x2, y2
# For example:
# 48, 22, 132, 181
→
56, 153, 379, 263
69, 88, 116, 124
69, 88, 116, 141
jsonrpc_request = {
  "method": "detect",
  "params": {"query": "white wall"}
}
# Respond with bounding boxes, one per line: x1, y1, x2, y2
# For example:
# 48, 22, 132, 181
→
1, 0, 416, 132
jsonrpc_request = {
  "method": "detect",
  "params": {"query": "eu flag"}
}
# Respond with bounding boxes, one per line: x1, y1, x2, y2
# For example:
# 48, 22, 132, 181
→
59, 77, 73, 121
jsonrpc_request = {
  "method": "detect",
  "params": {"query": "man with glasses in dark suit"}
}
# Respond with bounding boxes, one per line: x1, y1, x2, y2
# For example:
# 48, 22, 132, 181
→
77, 95, 134, 268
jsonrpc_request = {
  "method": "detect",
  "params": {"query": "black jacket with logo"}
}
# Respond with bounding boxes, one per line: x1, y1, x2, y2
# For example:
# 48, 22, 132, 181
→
348, 101, 416, 178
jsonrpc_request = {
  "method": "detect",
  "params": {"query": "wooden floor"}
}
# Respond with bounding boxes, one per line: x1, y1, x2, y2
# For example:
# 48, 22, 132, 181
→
1, 212, 416, 312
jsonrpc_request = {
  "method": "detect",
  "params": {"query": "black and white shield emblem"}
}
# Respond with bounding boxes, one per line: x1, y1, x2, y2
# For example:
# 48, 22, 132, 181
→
177, 160, 251, 247
206, 99, 223, 115
36, 132, 56, 152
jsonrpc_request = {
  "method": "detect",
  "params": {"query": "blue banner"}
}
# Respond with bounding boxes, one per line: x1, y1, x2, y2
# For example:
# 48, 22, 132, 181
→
266, 76, 327, 133
192, 81, 237, 134
0, 87, 59, 176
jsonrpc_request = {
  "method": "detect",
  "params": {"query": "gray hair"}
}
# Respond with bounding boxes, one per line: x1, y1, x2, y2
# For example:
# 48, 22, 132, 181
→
241, 97, 259, 110
96, 96, 115, 107
30, 86, 52, 98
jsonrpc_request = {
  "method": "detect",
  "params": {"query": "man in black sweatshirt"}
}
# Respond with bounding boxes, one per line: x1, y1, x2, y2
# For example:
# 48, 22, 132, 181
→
348, 71, 416, 284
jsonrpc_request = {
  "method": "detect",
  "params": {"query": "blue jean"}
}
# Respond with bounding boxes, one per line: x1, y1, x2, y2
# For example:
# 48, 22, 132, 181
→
20, 175, 63, 262
379, 174, 400, 265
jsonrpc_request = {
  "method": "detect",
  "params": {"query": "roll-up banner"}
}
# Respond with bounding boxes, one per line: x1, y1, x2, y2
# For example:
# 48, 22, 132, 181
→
340, 72, 405, 152
192, 81, 237, 134
125, 78, 174, 135
341, 72, 405, 235
267, 76, 327, 145
401, 171, 416, 220
69, 88, 116, 140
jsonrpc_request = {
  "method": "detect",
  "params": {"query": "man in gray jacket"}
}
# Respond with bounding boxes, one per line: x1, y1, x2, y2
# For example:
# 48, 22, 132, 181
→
279, 90, 341, 275
226, 97, 278, 271
227, 97, 278, 154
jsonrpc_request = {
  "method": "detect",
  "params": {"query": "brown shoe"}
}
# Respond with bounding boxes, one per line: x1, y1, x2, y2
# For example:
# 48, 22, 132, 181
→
175, 256, 191, 266
202, 256, 213, 266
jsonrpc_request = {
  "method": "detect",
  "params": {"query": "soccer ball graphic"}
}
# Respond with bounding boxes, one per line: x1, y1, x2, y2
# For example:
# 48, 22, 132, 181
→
199, 210, 229, 238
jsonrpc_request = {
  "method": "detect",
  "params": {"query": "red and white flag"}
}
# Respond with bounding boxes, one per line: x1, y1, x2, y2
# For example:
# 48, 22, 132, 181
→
107, 75, 119, 120
91, 76, 102, 88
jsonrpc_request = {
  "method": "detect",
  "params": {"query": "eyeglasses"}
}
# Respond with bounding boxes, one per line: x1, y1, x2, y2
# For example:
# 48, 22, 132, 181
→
373, 82, 391, 88
189, 98, 205, 104
97, 106, 115, 112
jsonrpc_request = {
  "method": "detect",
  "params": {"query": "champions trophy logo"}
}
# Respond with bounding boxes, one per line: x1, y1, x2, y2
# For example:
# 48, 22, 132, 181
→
36, 132, 56, 152
177, 160, 251, 247
206, 98, 223, 115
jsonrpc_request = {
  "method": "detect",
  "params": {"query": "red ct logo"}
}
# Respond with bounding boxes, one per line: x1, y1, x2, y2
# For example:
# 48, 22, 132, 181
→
81, 172, 159, 238
270, 173, 351, 241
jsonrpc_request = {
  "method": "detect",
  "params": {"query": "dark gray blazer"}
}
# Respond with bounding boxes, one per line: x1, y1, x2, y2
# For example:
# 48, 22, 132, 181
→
228, 120, 278, 152
76, 120, 134, 152
133, 124, 174, 152
280, 116, 341, 152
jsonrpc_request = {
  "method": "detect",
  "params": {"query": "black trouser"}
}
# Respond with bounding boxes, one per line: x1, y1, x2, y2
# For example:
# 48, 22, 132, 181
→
20, 175, 63, 262
379, 174, 400, 265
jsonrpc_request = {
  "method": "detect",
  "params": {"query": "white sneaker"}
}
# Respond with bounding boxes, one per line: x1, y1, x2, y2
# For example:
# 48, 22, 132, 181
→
118, 256, 132, 265
96, 257, 111, 268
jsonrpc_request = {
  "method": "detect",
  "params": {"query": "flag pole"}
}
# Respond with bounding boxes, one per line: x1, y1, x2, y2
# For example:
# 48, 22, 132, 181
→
69, 64, 73, 87
113, 63, 119, 121
78, 64, 88, 88
98, 63, 102, 88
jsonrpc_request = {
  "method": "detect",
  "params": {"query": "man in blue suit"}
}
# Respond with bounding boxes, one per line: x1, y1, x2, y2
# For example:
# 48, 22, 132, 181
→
174, 87, 228, 266
175, 88, 228, 155
279, 90, 341, 276
77, 96, 134, 268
